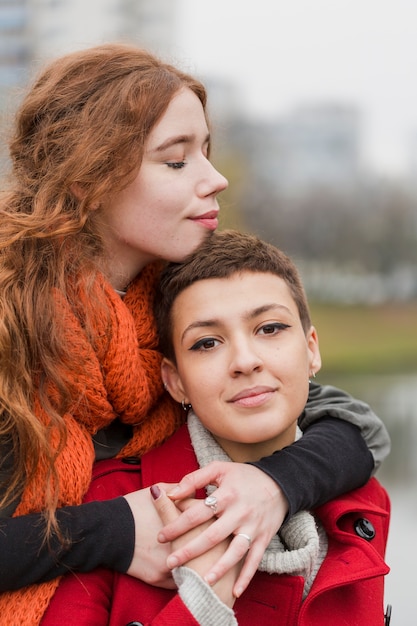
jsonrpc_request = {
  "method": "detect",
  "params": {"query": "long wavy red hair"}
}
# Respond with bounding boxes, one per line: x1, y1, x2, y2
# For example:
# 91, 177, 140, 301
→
0, 43, 207, 530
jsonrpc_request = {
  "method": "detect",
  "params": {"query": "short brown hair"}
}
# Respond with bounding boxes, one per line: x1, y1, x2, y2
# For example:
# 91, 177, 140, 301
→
154, 230, 312, 362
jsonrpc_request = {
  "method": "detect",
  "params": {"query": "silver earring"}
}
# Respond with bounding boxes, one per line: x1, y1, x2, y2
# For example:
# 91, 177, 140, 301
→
181, 399, 192, 411
309, 371, 316, 383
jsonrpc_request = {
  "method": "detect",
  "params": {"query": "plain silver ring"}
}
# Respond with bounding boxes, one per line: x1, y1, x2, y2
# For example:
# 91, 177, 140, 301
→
236, 532, 252, 547
204, 495, 218, 513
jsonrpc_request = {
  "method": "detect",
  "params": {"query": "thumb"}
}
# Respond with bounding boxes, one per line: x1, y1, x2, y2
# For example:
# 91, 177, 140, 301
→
150, 484, 181, 525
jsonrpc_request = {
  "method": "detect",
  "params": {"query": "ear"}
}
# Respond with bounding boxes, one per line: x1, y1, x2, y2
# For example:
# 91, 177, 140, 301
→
161, 358, 188, 404
70, 182, 86, 201
70, 183, 100, 210
306, 326, 322, 377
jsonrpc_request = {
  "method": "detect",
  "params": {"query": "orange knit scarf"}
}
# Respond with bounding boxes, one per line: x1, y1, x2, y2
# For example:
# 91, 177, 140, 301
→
0, 262, 182, 625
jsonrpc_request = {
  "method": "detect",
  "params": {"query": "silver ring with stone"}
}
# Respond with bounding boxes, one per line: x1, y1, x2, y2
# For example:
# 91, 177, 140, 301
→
204, 495, 218, 513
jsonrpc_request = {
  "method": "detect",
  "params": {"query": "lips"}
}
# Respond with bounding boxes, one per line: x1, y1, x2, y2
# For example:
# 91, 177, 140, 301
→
229, 386, 275, 408
190, 210, 219, 230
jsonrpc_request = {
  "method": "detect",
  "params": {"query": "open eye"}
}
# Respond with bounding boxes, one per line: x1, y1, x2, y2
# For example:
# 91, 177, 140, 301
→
189, 337, 220, 351
257, 322, 291, 336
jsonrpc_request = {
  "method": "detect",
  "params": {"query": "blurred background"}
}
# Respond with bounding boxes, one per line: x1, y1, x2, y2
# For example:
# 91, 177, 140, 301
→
1, 0, 415, 622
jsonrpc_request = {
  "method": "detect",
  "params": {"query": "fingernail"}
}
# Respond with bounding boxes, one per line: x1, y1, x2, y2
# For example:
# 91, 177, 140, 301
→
167, 485, 180, 497
204, 572, 217, 586
167, 555, 179, 569
150, 485, 161, 500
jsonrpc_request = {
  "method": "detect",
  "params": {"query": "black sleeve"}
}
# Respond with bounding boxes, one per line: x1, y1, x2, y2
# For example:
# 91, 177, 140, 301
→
300, 382, 390, 472
0, 497, 135, 592
250, 417, 374, 518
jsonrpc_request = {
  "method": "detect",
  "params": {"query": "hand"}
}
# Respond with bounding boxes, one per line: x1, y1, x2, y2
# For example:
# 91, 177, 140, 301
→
151, 485, 239, 608
158, 462, 288, 597
123, 487, 177, 589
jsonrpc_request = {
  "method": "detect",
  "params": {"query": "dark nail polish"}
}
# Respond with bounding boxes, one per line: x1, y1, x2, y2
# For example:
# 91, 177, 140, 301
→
150, 485, 161, 500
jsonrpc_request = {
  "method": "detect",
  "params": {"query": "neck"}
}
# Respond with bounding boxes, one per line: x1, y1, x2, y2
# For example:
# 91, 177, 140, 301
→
102, 247, 150, 291
212, 423, 297, 463
108, 269, 135, 292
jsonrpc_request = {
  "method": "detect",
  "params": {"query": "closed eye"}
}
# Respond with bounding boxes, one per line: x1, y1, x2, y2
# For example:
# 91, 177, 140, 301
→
166, 161, 186, 170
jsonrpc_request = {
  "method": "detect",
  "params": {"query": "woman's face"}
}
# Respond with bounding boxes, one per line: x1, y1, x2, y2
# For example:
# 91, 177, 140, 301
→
162, 271, 321, 462
98, 87, 228, 289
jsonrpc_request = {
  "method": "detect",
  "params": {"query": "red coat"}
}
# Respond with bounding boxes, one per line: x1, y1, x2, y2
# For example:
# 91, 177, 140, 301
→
42, 426, 390, 626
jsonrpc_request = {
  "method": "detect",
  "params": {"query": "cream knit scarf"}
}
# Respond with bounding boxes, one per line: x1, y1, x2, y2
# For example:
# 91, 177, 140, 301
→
187, 411, 328, 598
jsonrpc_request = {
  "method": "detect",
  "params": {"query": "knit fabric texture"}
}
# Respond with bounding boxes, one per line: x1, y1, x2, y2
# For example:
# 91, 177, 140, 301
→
0, 262, 182, 625
187, 411, 328, 599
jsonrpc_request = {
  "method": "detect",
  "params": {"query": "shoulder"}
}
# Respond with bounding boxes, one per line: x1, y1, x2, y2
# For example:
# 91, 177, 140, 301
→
141, 425, 199, 488
316, 477, 390, 556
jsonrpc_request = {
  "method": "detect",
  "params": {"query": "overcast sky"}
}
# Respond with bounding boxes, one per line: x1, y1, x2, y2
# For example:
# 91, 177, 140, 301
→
176, 0, 417, 176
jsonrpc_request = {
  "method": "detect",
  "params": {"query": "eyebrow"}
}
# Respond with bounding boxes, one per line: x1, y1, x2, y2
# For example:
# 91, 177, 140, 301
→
150, 132, 210, 154
180, 303, 293, 343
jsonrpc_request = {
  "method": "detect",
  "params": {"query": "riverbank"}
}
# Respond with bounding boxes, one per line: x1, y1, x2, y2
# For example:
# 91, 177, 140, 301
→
309, 301, 417, 375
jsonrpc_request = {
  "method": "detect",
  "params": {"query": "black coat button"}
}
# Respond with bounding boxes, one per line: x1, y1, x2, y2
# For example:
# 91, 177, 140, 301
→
126, 622, 144, 626
122, 456, 141, 465
354, 517, 376, 540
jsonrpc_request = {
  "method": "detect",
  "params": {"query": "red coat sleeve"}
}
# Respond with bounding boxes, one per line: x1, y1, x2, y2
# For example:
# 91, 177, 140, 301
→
41, 567, 113, 625
41, 455, 205, 625
41, 567, 202, 626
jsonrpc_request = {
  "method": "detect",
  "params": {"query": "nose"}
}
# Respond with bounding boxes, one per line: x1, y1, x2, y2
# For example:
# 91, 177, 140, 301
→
197, 159, 228, 198
228, 338, 263, 377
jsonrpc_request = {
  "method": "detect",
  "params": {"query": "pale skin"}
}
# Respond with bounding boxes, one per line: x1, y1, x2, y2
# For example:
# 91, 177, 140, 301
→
153, 271, 321, 598
98, 87, 228, 289
99, 86, 295, 595
151, 485, 239, 608
161, 464, 286, 597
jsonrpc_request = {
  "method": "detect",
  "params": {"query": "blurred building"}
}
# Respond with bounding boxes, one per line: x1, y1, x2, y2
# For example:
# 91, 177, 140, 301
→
0, 0, 178, 169
29, 0, 178, 63
228, 102, 363, 197
0, 0, 178, 98
0, 0, 30, 101
277, 103, 362, 194
0, 0, 178, 91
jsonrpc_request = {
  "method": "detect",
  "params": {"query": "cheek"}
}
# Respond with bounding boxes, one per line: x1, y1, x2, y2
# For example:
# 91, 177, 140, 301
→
148, 179, 184, 212
185, 367, 221, 409
288, 349, 311, 397
276, 346, 310, 383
